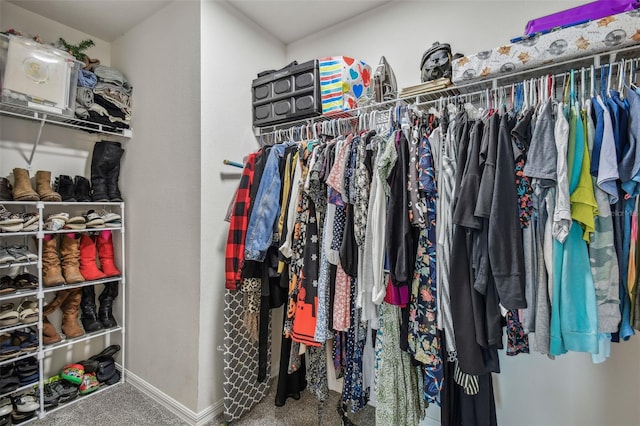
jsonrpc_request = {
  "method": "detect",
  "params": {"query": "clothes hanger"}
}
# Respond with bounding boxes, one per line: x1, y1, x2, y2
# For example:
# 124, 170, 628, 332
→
580, 68, 586, 107
570, 68, 576, 108
606, 63, 612, 97
510, 83, 515, 112
618, 60, 625, 96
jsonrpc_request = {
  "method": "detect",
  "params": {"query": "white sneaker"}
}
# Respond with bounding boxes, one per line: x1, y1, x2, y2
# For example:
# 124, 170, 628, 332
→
0, 397, 11, 416
47, 212, 69, 222
84, 210, 105, 228
44, 218, 65, 231
20, 213, 39, 228
13, 393, 39, 412
96, 209, 121, 224
0, 206, 23, 225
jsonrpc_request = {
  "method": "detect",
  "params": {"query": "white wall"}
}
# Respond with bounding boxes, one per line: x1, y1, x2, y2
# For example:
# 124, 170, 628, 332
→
287, 0, 584, 90
110, 1, 202, 411
0, 0, 113, 178
285, 1, 640, 425
199, 0, 285, 412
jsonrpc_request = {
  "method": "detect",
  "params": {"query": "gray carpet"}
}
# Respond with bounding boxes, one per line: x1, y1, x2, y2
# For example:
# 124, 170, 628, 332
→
213, 378, 375, 426
32, 382, 187, 426
29, 379, 375, 426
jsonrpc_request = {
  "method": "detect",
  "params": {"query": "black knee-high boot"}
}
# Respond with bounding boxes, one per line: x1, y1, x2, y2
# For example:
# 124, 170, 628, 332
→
98, 282, 119, 328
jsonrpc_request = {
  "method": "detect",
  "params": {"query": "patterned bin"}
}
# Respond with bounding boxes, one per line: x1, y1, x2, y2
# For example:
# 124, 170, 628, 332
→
319, 56, 371, 115
452, 10, 640, 83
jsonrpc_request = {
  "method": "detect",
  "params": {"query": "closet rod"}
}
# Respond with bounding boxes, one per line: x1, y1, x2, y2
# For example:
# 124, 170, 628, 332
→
412, 57, 639, 110
256, 44, 640, 141
260, 56, 638, 143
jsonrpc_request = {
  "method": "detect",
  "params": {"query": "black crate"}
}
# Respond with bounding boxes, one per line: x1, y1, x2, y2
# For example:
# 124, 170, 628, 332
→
252, 59, 321, 127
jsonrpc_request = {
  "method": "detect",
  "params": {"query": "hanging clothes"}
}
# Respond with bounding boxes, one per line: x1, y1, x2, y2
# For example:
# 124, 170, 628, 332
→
408, 133, 443, 405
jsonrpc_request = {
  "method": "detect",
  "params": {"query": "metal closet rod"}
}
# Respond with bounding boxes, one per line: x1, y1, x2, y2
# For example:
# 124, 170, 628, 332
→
256, 44, 640, 142
259, 56, 640, 144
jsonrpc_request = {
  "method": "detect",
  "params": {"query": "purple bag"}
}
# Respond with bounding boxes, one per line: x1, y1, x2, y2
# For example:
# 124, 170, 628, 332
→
525, 0, 639, 35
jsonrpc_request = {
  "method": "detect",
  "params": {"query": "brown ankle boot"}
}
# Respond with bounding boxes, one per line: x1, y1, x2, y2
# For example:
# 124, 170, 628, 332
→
61, 289, 84, 338
11, 168, 38, 201
42, 237, 66, 286
59, 234, 84, 284
43, 290, 70, 345
43, 317, 62, 345
36, 170, 62, 202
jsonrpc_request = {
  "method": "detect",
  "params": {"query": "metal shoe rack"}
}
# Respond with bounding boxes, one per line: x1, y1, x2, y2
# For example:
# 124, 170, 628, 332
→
0, 104, 129, 423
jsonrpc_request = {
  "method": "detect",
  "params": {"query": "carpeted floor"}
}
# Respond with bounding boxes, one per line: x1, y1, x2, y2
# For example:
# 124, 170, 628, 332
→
214, 378, 375, 426
32, 382, 187, 426
29, 379, 376, 426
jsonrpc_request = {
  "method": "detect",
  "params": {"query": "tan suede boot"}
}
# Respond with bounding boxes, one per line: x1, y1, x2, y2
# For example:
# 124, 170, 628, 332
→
61, 288, 84, 338
11, 168, 39, 201
42, 237, 66, 287
36, 170, 61, 202
42, 290, 70, 345
43, 317, 62, 345
59, 233, 85, 284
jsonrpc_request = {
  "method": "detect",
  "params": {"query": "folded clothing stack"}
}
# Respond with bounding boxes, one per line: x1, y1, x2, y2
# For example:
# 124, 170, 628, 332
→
74, 65, 132, 130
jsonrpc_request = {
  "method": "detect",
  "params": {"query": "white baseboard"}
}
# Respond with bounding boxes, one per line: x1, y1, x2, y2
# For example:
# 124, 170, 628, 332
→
123, 367, 222, 426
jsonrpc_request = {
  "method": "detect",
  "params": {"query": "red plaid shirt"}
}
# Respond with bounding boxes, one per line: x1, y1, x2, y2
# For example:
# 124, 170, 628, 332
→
225, 152, 258, 290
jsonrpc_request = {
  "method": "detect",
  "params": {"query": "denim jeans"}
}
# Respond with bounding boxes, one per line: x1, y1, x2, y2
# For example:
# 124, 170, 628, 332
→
245, 143, 292, 262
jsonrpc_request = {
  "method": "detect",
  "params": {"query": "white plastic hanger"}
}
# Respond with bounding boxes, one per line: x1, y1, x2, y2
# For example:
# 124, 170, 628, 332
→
581, 67, 586, 107
607, 64, 613, 97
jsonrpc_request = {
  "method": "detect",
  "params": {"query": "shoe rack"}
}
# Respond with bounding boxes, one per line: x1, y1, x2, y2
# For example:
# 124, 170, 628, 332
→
0, 200, 125, 423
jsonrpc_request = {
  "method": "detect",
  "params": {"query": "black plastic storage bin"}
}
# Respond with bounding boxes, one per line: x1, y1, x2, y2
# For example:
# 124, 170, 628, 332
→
252, 59, 321, 127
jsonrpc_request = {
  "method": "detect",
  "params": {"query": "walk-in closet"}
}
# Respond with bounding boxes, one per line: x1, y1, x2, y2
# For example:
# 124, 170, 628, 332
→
0, 1, 639, 426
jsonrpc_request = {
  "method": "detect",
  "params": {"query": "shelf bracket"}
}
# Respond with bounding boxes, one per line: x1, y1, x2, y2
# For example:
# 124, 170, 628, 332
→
27, 114, 47, 169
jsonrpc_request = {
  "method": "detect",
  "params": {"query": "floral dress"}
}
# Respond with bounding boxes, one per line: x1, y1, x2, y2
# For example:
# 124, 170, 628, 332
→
408, 135, 443, 405
375, 301, 426, 426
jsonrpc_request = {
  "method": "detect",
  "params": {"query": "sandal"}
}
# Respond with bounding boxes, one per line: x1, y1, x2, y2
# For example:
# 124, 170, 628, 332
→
13, 274, 38, 291
0, 249, 15, 265
16, 300, 38, 324
11, 330, 38, 352
0, 277, 15, 295
0, 335, 20, 359
5, 246, 36, 262
0, 304, 19, 327
51, 380, 78, 403
0, 364, 18, 393
0, 374, 19, 395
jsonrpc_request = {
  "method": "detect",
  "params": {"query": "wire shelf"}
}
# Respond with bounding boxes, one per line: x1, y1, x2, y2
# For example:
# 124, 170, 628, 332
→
0, 102, 132, 138
254, 43, 640, 139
